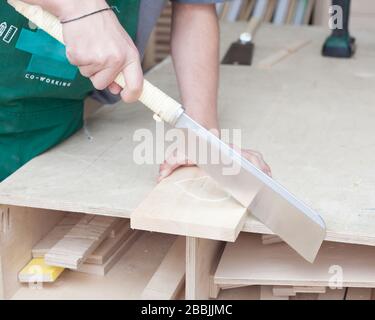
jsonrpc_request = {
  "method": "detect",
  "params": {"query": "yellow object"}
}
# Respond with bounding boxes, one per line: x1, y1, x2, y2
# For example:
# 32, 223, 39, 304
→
18, 258, 64, 283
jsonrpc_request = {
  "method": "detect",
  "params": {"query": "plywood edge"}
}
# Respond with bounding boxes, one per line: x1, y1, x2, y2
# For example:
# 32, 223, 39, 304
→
242, 216, 375, 247
0, 195, 132, 219
132, 216, 243, 242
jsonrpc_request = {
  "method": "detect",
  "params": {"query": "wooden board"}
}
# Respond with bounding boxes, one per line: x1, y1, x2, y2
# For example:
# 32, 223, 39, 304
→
215, 234, 375, 288
131, 167, 247, 242
75, 230, 142, 276
32, 213, 86, 258
0, 25, 375, 247
85, 221, 131, 265
141, 236, 185, 300
260, 285, 288, 300
45, 216, 118, 269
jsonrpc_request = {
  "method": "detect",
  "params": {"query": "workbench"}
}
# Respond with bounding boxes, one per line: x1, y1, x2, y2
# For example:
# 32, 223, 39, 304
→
0, 22, 374, 300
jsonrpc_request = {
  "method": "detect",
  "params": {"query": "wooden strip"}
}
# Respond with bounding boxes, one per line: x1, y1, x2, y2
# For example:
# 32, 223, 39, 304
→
346, 288, 372, 300
294, 286, 326, 294
45, 216, 118, 269
141, 237, 186, 300
257, 39, 311, 68
318, 288, 346, 300
131, 167, 248, 242
186, 237, 224, 300
209, 275, 221, 299
260, 286, 289, 300
273, 286, 296, 297
239, 0, 256, 20
215, 234, 375, 288
75, 230, 142, 276
85, 221, 131, 265
264, 0, 277, 22
33, 217, 129, 265
286, 0, 297, 24
32, 213, 86, 258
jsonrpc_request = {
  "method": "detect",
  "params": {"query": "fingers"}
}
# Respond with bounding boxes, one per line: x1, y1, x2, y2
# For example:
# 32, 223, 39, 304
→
108, 83, 122, 95
90, 66, 121, 90
242, 149, 272, 177
120, 57, 144, 103
158, 154, 195, 182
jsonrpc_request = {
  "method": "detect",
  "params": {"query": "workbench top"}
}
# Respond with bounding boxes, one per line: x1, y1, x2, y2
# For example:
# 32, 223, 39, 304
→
1, 23, 374, 246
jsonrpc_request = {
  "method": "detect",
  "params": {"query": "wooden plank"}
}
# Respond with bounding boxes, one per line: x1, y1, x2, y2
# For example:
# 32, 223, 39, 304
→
303, 0, 315, 24
215, 234, 375, 288
141, 236, 185, 300
45, 216, 118, 269
294, 286, 326, 294
75, 230, 142, 276
346, 288, 372, 300
286, 0, 297, 24
85, 221, 131, 265
33, 217, 129, 265
186, 237, 224, 300
32, 213, 86, 258
11, 232, 176, 300
239, 0, 256, 20
318, 288, 346, 300
313, 0, 329, 26
264, 0, 277, 22
273, 286, 296, 297
131, 167, 248, 242
260, 286, 288, 300
257, 39, 311, 68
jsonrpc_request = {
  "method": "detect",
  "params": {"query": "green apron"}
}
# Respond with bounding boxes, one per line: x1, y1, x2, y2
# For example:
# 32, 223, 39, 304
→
0, 1, 140, 181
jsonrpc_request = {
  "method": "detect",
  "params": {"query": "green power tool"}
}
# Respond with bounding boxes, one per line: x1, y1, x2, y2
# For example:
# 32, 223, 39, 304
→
322, 0, 356, 58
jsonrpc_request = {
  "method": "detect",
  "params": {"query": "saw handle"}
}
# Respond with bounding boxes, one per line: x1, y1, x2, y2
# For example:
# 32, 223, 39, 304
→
8, 0, 183, 125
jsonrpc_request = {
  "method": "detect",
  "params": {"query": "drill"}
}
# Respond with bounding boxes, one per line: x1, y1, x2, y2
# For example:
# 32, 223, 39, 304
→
322, 0, 356, 58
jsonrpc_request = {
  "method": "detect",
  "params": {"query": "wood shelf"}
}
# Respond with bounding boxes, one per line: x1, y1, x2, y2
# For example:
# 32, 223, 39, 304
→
11, 232, 175, 300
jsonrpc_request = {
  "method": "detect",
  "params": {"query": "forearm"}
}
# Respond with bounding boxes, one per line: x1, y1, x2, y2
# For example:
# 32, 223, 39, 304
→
22, 0, 108, 20
171, 3, 220, 131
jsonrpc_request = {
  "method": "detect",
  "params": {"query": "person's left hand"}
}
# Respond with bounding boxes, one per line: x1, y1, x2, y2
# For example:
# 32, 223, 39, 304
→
158, 146, 272, 182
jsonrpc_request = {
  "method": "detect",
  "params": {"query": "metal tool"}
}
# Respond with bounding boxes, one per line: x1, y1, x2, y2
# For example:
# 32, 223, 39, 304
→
322, 0, 355, 58
221, 16, 262, 65
8, 0, 326, 263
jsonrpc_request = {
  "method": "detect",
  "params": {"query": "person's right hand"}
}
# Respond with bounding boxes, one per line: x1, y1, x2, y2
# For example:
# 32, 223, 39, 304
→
59, 0, 143, 102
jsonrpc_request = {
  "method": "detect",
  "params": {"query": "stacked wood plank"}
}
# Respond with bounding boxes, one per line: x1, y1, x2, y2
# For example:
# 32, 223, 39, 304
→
212, 233, 375, 300
32, 214, 140, 276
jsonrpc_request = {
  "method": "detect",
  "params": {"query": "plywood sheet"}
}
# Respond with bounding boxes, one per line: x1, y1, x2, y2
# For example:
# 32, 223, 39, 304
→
0, 25, 374, 246
132, 167, 247, 242
215, 234, 375, 288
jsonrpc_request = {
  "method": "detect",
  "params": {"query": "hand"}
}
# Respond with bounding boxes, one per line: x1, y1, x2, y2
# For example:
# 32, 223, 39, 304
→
59, 0, 143, 102
158, 146, 272, 182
